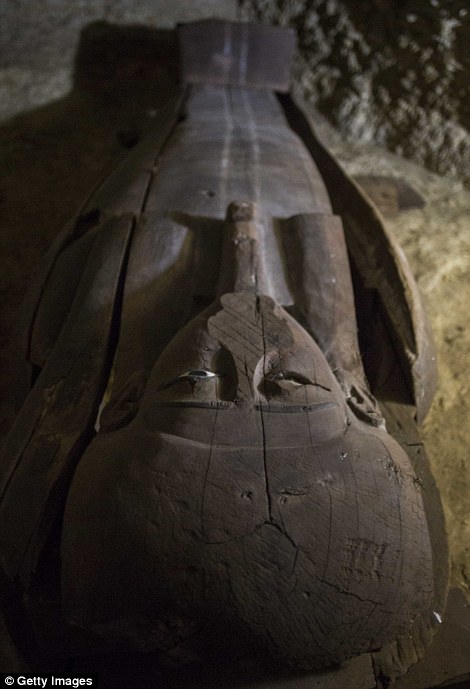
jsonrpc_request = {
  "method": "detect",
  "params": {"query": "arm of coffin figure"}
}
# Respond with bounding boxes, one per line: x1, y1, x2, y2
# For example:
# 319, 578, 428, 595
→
12, 88, 186, 409
280, 93, 437, 424
277, 212, 385, 428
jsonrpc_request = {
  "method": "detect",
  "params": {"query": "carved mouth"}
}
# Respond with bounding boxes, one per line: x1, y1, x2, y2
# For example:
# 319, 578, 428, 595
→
152, 400, 338, 413
153, 400, 235, 409
255, 401, 339, 413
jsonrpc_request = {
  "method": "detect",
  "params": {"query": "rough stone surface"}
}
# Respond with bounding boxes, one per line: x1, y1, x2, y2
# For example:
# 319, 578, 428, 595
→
394, 588, 470, 689
240, 0, 470, 187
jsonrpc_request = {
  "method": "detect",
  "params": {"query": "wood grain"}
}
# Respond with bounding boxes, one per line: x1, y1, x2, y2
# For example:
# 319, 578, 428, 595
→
0, 22, 449, 687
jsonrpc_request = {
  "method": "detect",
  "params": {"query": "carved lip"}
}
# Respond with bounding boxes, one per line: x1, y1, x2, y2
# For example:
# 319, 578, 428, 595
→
256, 401, 339, 413
153, 400, 235, 410
153, 400, 339, 412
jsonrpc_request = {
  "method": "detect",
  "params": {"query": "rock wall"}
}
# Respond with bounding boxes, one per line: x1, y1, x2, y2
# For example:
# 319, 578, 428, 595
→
241, 0, 470, 185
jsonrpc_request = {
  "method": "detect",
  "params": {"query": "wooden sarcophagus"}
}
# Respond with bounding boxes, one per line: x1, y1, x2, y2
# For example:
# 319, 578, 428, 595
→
0, 20, 449, 687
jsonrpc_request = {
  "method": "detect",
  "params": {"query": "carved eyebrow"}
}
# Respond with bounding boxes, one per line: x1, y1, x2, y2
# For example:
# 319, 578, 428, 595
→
158, 369, 219, 391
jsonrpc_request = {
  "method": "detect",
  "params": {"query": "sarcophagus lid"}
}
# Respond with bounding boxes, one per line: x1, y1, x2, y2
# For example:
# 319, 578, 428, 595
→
0, 18, 449, 688
178, 20, 296, 92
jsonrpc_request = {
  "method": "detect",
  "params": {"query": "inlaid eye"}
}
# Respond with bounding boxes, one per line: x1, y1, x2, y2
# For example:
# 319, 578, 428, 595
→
184, 369, 218, 381
158, 369, 219, 390
267, 372, 312, 389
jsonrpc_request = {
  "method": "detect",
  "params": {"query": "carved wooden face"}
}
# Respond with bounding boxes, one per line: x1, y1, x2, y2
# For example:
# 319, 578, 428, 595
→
142, 291, 348, 446
62, 290, 433, 670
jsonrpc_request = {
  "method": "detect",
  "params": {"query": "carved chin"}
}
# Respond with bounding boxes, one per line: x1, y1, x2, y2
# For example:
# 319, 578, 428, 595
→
61, 417, 433, 669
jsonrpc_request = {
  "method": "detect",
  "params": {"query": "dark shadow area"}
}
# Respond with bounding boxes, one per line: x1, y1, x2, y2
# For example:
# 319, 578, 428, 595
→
0, 21, 180, 441
0, 19, 181, 673
73, 21, 179, 102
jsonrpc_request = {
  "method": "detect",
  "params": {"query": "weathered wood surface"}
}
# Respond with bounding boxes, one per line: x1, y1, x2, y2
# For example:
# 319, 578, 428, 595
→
63, 588, 467, 688
0, 20, 449, 689
67, 646, 376, 688
279, 93, 437, 424
0, 215, 133, 583
179, 20, 296, 92
394, 588, 470, 689
279, 94, 449, 684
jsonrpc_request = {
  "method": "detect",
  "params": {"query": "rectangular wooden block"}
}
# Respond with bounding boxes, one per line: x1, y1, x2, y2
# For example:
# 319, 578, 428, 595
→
178, 20, 296, 91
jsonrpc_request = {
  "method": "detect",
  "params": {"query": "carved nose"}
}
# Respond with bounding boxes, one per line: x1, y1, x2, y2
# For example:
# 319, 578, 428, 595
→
216, 200, 267, 296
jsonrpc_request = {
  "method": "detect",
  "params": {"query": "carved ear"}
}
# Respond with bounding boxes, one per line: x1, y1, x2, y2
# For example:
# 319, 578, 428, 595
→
346, 380, 386, 429
99, 369, 148, 432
